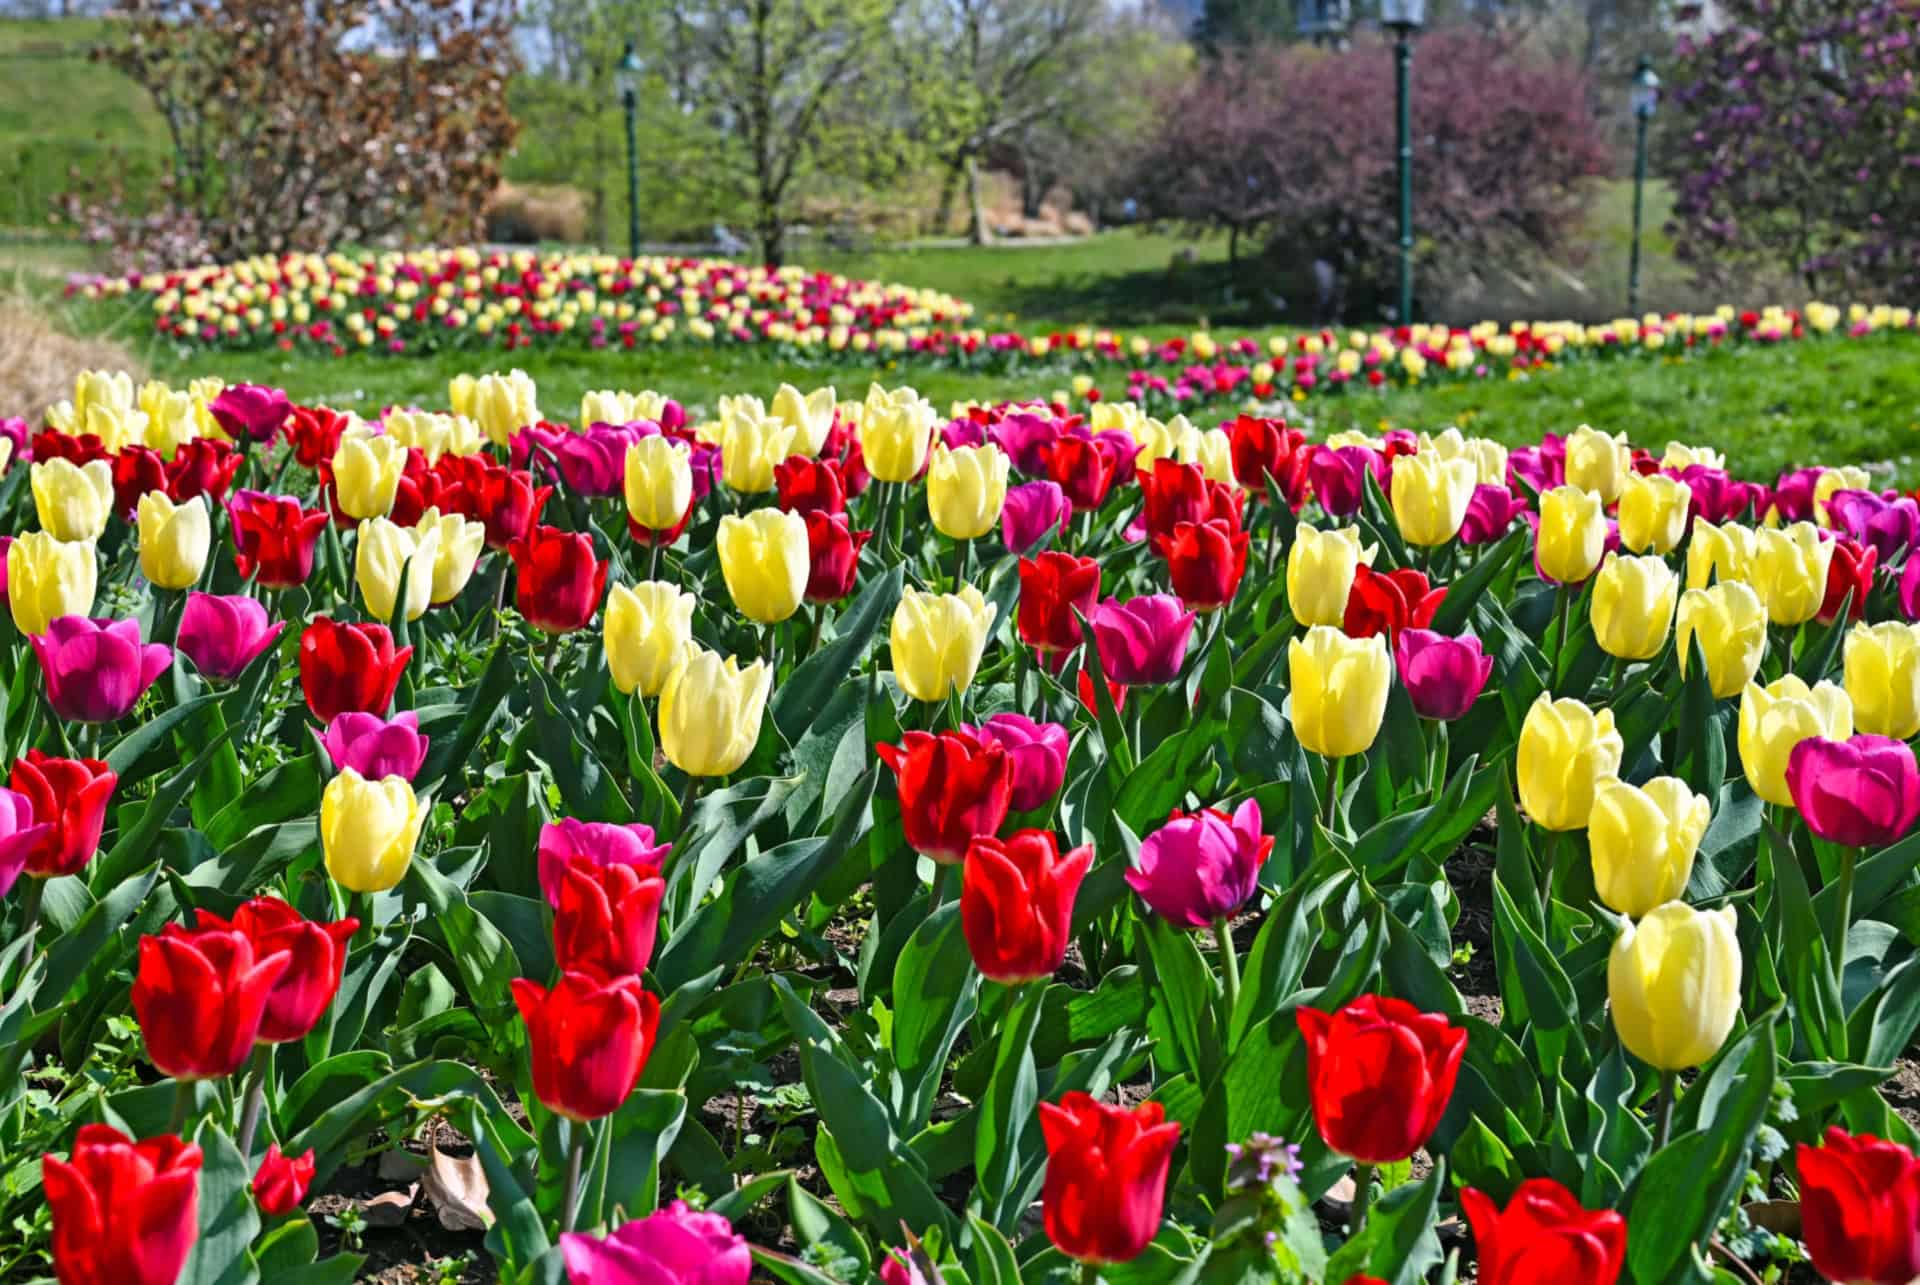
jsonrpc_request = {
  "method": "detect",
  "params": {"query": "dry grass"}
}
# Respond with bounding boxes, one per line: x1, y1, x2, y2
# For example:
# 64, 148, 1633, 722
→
0, 294, 142, 421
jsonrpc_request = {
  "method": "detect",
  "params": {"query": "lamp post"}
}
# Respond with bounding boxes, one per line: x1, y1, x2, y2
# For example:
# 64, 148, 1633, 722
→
616, 41, 644, 260
1627, 56, 1660, 317
1381, 0, 1425, 325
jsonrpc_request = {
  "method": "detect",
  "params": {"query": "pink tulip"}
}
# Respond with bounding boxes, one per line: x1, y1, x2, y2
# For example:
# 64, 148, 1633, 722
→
1788, 735, 1920, 849
1675, 466, 1764, 526
1458, 485, 1529, 546
537, 818, 673, 907
1395, 629, 1494, 721
1091, 594, 1195, 686
31, 617, 172, 724
964, 713, 1070, 812
1126, 799, 1270, 929
177, 592, 286, 682
0, 534, 11, 603
1308, 444, 1386, 517
940, 418, 988, 450
988, 412, 1061, 475
322, 711, 429, 781
209, 384, 293, 444
880, 1249, 934, 1285
0, 787, 53, 898
513, 423, 639, 498
1506, 434, 1566, 495
1772, 467, 1824, 523
1002, 481, 1072, 554
1828, 490, 1920, 562
559, 1200, 751, 1285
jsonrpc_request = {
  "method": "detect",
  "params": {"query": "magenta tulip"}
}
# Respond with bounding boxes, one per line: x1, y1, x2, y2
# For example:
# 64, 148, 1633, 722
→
1772, 467, 1824, 523
1458, 484, 1530, 546
559, 1200, 751, 1285
1395, 629, 1494, 721
1126, 799, 1271, 929
1002, 481, 1073, 554
1676, 465, 1764, 526
988, 412, 1061, 475
1506, 434, 1566, 495
536, 818, 673, 907
1308, 444, 1386, 518
1788, 735, 1920, 849
209, 384, 293, 444
514, 423, 639, 498
1091, 594, 1196, 686
0, 786, 52, 898
321, 711, 429, 782
1828, 490, 1920, 563
31, 617, 171, 724
964, 713, 1070, 813
940, 418, 988, 450
177, 592, 286, 682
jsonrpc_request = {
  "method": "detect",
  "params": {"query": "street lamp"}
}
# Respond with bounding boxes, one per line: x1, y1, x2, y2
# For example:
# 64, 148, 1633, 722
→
616, 41, 644, 260
1627, 55, 1660, 316
1381, 0, 1425, 325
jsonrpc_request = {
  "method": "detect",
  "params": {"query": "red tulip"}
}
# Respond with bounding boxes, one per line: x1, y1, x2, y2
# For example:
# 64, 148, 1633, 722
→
1043, 435, 1119, 512
1159, 517, 1249, 612
1818, 537, 1877, 625
875, 730, 1013, 865
251, 1145, 316, 1217
553, 856, 666, 980
386, 448, 436, 528
776, 455, 847, 516
475, 463, 552, 550
285, 404, 350, 469
1461, 1178, 1627, 1285
510, 524, 608, 634
10, 750, 117, 878
1138, 458, 1242, 547
1343, 566, 1446, 643
1295, 993, 1466, 1164
1077, 667, 1127, 716
512, 970, 661, 1122
1797, 1127, 1920, 1285
230, 490, 329, 589
1018, 552, 1101, 655
803, 510, 871, 603
132, 924, 292, 1079
34, 426, 109, 467
43, 1124, 201, 1285
960, 829, 1092, 984
111, 446, 168, 522
165, 439, 242, 504
1227, 414, 1310, 504
299, 617, 412, 723
1038, 1092, 1181, 1265
195, 898, 357, 1045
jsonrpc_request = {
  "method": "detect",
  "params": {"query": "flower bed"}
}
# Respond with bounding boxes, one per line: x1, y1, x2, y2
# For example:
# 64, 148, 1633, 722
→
3, 367, 1920, 1283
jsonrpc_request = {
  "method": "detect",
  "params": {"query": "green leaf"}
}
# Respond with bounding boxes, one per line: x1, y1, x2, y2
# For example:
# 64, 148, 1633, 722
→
968, 1214, 1025, 1285
405, 858, 522, 1037
416, 639, 513, 793
1141, 912, 1218, 1081
773, 563, 903, 739
464, 1098, 551, 1275
1430, 526, 1528, 635
975, 981, 1046, 1233
38, 863, 160, 1013
581, 1089, 686, 1227
177, 1123, 261, 1285
105, 689, 227, 785
1490, 874, 1588, 1075
91, 722, 241, 890
890, 901, 981, 1133
1322, 1162, 1446, 1285
530, 667, 633, 822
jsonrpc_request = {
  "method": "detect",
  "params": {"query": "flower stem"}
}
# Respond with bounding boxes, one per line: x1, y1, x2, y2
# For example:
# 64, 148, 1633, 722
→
1833, 846, 1859, 1054
167, 1079, 195, 1137
1323, 755, 1343, 837
1552, 583, 1571, 690
1077, 1259, 1100, 1285
1655, 1068, 1677, 1150
16, 875, 46, 965
1351, 1163, 1376, 1236
1215, 917, 1241, 1034
562, 1123, 588, 1233
236, 1044, 272, 1157
674, 773, 702, 842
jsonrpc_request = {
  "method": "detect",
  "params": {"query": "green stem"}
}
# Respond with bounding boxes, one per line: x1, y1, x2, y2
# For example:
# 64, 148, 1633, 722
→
16, 875, 46, 964
1539, 828, 1561, 923
236, 1044, 272, 1157
1552, 583, 1571, 690
930, 861, 952, 908
674, 773, 701, 841
167, 1079, 195, 1137
351, 891, 375, 950
562, 1123, 588, 1233
1215, 917, 1241, 1033
647, 539, 661, 581
1322, 755, 1343, 836
1077, 1259, 1100, 1285
1833, 846, 1858, 1047
953, 535, 971, 593
1655, 1069, 1677, 1149
1351, 1163, 1376, 1236
1427, 720, 1448, 808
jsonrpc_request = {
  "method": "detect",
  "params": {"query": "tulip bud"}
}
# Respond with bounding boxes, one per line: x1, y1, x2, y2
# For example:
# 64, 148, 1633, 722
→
1287, 525, 1377, 627
769, 383, 836, 456
512, 970, 659, 1122
330, 429, 406, 520
560, 1201, 753, 1285
1677, 581, 1768, 698
509, 524, 608, 634
354, 517, 439, 623
43, 1126, 202, 1285
1589, 776, 1709, 918
1517, 695, 1624, 831
1535, 485, 1609, 584
623, 436, 694, 535
1288, 626, 1392, 759
31, 616, 172, 724
7, 531, 95, 636
1091, 594, 1195, 686
1737, 676, 1853, 806
1297, 994, 1465, 1164
536, 818, 672, 906
964, 713, 1070, 813
604, 581, 696, 698
133, 924, 292, 1079
1795, 1128, 1920, 1285
1390, 448, 1477, 546
858, 384, 938, 483
1788, 734, 1920, 849
1845, 620, 1920, 740
1749, 522, 1834, 626
1686, 518, 1756, 591
1460, 1179, 1627, 1285
136, 492, 210, 591
658, 646, 771, 777
1039, 1093, 1182, 1267
414, 507, 485, 606
716, 508, 808, 624
10, 750, 116, 878
1591, 552, 1677, 661
320, 768, 423, 893
961, 829, 1093, 983
472, 369, 540, 448
1394, 628, 1493, 721
1815, 465, 1872, 527
890, 585, 996, 702
1127, 800, 1270, 928
1618, 474, 1692, 555
1564, 425, 1632, 503
927, 443, 1011, 540
30, 458, 114, 542
718, 404, 797, 494
252, 1145, 316, 1217
1608, 902, 1742, 1071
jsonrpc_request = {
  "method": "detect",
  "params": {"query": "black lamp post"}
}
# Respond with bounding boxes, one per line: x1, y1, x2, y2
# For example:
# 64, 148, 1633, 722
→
1381, 0, 1425, 325
1627, 56, 1660, 316
616, 41, 644, 259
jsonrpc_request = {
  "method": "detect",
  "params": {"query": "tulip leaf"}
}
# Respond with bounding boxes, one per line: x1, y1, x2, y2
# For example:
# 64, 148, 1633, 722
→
752, 1248, 853, 1285
1683, 783, 1763, 902
178, 1122, 260, 1285
1794, 605, 1850, 683
975, 979, 1047, 1232
1358, 464, 1413, 571
786, 1172, 873, 1273
581, 1088, 686, 1226
1140, 912, 1218, 1083
462, 1098, 552, 1275
203, 753, 323, 850
1321, 1161, 1445, 1285
1429, 525, 1529, 636
968, 1214, 1025, 1285
36, 862, 159, 1015
773, 563, 903, 740
530, 666, 634, 823
663, 773, 805, 925
890, 900, 981, 1133
1674, 631, 1727, 800
1345, 754, 1497, 882
91, 720, 242, 892
1490, 874, 1589, 1076
279, 1050, 391, 1138
104, 688, 226, 785
1232, 863, 1350, 1048
404, 858, 522, 1037
415, 638, 513, 794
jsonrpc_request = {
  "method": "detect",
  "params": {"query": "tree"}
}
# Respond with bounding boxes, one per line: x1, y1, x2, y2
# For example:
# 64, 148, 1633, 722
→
1194, 0, 1290, 49
1661, 0, 1920, 297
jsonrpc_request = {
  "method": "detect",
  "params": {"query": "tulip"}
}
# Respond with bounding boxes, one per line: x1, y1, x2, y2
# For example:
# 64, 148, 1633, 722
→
1815, 465, 1873, 527
1749, 523, 1834, 626
1795, 1127, 1920, 1285
0, 787, 51, 898
1391, 448, 1477, 546
769, 383, 836, 455
510, 524, 608, 634
1738, 676, 1853, 807
1618, 473, 1692, 555
111, 447, 167, 523
581, 388, 679, 433
876, 730, 1013, 864
474, 463, 551, 550
1092, 594, 1196, 686
1828, 490, 1920, 563
134, 492, 209, 591
1677, 581, 1769, 698
537, 819, 673, 907
604, 581, 696, 698
1427, 429, 1509, 487
299, 617, 411, 723
1295, 994, 1466, 1164
1307, 444, 1384, 518
1343, 566, 1444, 643
560, 1200, 753, 1285
963, 713, 1069, 813
354, 517, 439, 623
1535, 485, 1609, 585
718, 406, 797, 494
1608, 902, 1741, 1071
1516, 696, 1624, 831
1394, 629, 1493, 721
43, 1125, 202, 1285
1127, 800, 1270, 929
472, 369, 541, 448
1819, 538, 1877, 625
1588, 777, 1709, 919
658, 647, 772, 777
1686, 518, 1756, 591
1018, 552, 1101, 656
1678, 465, 1762, 526
329, 430, 406, 520
1038, 1093, 1181, 1266
31, 616, 172, 724
1194, 428, 1237, 487
133, 923, 292, 1079
177, 593, 284, 683
1460, 1179, 1627, 1285
1002, 480, 1072, 554
1845, 621, 1920, 740
1459, 484, 1529, 546
320, 768, 423, 893
1788, 735, 1920, 849
208, 384, 290, 443
1044, 436, 1119, 511
1564, 425, 1632, 503
798, 510, 869, 604
717, 509, 809, 624
1227, 414, 1309, 501
230, 491, 329, 589
858, 385, 938, 483
927, 443, 1010, 540
775, 454, 846, 516
31, 457, 114, 542
7, 530, 95, 636
286, 405, 349, 469
322, 710, 428, 783
890, 585, 996, 702
1288, 626, 1391, 759
512, 970, 660, 1121
1287, 525, 1377, 627
1162, 518, 1249, 613
984, 410, 1057, 474
252, 1145, 315, 1217
554, 857, 667, 979
198, 898, 357, 1044
1590, 553, 1678, 661
10, 750, 116, 878
1139, 458, 1241, 547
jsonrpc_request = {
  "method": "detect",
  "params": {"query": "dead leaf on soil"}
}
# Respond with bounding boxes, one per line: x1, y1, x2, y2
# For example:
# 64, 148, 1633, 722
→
422, 1145, 494, 1232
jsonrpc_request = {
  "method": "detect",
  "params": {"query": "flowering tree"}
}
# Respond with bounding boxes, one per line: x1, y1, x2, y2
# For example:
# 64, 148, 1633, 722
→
1662, 0, 1920, 297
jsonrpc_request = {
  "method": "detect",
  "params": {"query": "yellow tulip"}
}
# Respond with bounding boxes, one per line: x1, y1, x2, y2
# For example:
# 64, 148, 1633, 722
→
30, 458, 114, 542
624, 436, 695, 531
890, 584, 996, 701
1748, 523, 1833, 626
414, 507, 486, 605
1390, 448, 1477, 546
448, 372, 477, 419
1591, 553, 1677, 661
1737, 675, 1852, 806
1287, 525, 1378, 627
75, 368, 135, 425
769, 383, 837, 456
321, 768, 423, 893
1287, 626, 1392, 759
355, 517, 440, 623
1618, 474, 1692, 555
1517, 695, 1624, 831
858, 384, 938, 483
1844, 620, 1920, 739
7, 530, 96, 635
472, 369, 540, 447
716, 509, 808, 623
1677, 581, 1768, 698
582, 388, 674, 429
604, 580, 696, 697
1589, 777, 1710, 918
1564, 425, 1632, 503
927, 443, 1010, 540
1661, 442, 1725, 472
658, 646, 772, 777
1608, 903, 1742, 1071
719, 405, 798, 494
385, 410, 483, 463
137, 492, 210, 591
1424, 429, 1507, 487
1814, 465, 1871, 527
0, 438, 10, 477
1686, 519, 1756, 590
1536, 485, 1609, 585
330, 429, 406, 520
142, 387, 202, 457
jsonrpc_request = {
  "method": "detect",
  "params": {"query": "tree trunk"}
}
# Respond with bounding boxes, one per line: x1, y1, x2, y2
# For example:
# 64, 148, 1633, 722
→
933, 153, 965, 236
965, 153, 993, 246
1228, 222, 1240, 266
